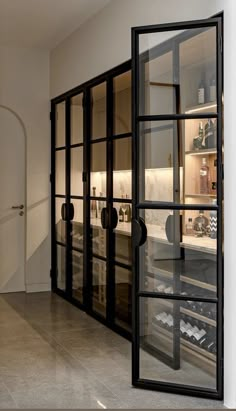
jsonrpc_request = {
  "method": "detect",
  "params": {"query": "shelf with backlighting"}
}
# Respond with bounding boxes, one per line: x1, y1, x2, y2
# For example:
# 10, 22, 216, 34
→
185, 148, 217, 156
185, 101, 217, 114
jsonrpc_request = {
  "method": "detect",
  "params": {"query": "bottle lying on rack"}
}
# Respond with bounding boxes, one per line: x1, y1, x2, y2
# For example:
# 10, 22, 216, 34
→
154, 312, 173, 330
181, 299, 216, 320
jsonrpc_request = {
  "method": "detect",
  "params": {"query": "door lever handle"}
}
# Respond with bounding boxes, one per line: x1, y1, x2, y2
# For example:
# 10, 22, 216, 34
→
12, 204, 24, 210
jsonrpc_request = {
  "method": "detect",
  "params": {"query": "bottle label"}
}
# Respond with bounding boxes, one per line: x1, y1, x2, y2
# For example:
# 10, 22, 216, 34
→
124, 214, 128, 222
198, 88, 205, 104
200, 170, 207, 176
195, 330, 206, 341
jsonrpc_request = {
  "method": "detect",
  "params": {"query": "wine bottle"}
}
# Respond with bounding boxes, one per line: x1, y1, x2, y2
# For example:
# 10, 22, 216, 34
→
119, 204, 124, 222
200, 158, 210, 194
209, 77, 216, 102
91, 187, 97, 219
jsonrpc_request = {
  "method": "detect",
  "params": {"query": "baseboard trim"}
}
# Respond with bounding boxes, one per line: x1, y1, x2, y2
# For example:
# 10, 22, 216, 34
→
26, 283, 51, 293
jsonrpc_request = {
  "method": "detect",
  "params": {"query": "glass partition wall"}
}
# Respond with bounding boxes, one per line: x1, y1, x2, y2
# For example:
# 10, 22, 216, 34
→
51, 61, 132, 337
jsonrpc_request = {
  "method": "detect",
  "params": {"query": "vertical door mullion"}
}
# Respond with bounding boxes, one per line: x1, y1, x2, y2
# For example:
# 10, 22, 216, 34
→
106, 77, 115, 324
51, 103, 57, 290
132, 27, 140, 383
65, 97, 72, 296
216, 19, 223, 397
83, 89, 90, 310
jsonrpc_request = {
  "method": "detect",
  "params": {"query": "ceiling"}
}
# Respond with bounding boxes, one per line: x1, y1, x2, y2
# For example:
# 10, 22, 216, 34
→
0, 0, 111, 49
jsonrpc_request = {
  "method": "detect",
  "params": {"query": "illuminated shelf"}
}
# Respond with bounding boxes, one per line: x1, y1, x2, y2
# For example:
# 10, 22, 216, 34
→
185, 102, 217, 114
185, 193, 217, 198
185, 148, 217, 156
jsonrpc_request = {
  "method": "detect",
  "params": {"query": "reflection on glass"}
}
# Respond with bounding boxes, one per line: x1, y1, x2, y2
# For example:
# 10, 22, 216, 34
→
55, 150, 65, 195
115, 265, 132, 331
90, 208, 106, 258
72, 250, 83, 303
57, 245, 66, 291
113, 137, 131, 199
139, 120, 217, 204
56, 198, 66, 243
92, 257, 106, 317
71, 200, 83, 250
139, 209, 217, 298
71, 147, 83, 196
71, 94, 83, 145
91, 82, 106, 139
113, 71, 131, 134
139, 27, 216, 115
139, 297, 216, 389
90, 142, 106, 197
56, 101, 65, 147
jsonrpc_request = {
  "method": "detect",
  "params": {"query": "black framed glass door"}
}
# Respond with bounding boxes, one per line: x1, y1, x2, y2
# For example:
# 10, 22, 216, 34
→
132, 18, 223, 398
51, 61, 133, 338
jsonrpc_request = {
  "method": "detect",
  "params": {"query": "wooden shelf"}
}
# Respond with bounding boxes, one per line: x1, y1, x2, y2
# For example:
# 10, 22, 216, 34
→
185, 102, 217, 114
185, 193, 216, 198
157, 299, 216, 327
185, 148, 217, 156
146, 269, 216, 293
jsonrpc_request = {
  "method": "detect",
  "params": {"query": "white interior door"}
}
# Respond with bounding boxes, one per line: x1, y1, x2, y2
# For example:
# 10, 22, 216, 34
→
0, 107, 25, 293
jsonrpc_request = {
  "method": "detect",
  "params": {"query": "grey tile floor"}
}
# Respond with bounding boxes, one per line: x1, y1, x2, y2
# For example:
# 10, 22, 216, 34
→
0, 292, 224, 409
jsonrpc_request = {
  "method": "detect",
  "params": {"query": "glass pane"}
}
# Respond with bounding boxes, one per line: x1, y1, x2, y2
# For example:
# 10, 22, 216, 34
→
55, 198, 66, 243
90, 142, 107, 197
57, 244, 66, 291
71, 200, 83, 250
71, 94, 83, 145
55, 101, 65, 147
92, 257, 106, 317
115, 265, 132, 331
90, 206, 106, 258
91, 82, 106, 139
71, 147, 83, 196
139, 27, 217, 115
113, 202, 132, 265
139, 297, 216, 389
113, 71, 131, 134
139, 120, 217, 204
113, 137, 131, 199
139, 209, 217, 298
55, 150, 66, 195
72, 250, 83, 303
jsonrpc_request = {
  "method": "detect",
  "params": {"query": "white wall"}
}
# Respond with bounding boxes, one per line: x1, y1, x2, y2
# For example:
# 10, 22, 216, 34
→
0, 46, 51, 292
50, 0, 221, 97
50, 0, 236, 407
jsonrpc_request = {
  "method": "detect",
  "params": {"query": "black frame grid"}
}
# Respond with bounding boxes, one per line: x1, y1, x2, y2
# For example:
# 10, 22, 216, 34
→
51, 60, 132, 340
132, 17, 223, 399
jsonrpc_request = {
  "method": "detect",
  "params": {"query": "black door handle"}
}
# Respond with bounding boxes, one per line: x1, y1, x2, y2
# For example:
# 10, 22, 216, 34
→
61, 203, 74, 221
111, 207, 118, 230
101, 207, 109, 229
132, 217, 147, 247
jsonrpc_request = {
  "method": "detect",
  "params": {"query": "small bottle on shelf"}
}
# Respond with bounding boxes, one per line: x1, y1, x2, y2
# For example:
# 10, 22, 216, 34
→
91, 187, 97, 219
200, 157, 210, 194
209, 77, 216, 102
193, 122, 204, 150
185, 218, 194, 236
119, 204, 124, 222
193, 210, 209, 237
124, 194, 132, 222
198, 78, 205, 104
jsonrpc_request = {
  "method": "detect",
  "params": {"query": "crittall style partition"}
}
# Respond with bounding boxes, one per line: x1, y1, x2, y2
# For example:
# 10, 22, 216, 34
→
131, 17, 223, 399
51, 61, 132, 338
51, 14, 223, 400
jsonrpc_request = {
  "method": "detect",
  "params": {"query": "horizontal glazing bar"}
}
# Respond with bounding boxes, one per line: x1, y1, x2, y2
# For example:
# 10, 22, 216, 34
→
72, 247, 83, 254
56, 241, 66, 248
114, 260, 132, 270
55, 146, 66, 151
90, 137, 108, 144
91, 253, 107, 262
136, 379, 218, 396
138, 113, 218, 122
137, 291, 218, 304
55, 194, 66, 199
70, 143, 84, 149
134, 18, 220, 35
112, 132, 132, 140
113, 198, 132, 204
70, 195, 84, 200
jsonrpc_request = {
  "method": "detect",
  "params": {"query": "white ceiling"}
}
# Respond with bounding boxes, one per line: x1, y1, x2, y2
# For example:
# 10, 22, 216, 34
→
0, 0, 111, 49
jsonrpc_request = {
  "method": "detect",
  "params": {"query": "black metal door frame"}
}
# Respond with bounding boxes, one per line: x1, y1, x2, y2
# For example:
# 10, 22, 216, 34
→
131, 17, 223, 399
51, 60, 132, 340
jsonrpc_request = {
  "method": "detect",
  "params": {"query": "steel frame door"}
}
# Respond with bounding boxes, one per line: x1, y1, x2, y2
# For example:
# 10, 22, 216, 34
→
131, 17, 223, 399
